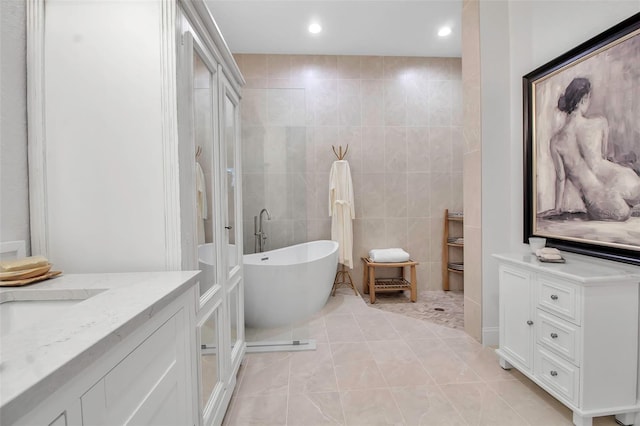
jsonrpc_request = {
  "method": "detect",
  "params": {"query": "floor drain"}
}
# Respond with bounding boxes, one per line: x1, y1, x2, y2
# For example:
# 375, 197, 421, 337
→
434, 307, 445, 311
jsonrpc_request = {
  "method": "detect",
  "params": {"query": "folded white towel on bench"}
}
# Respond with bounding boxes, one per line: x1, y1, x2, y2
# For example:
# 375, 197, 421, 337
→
369, 248, 410, 263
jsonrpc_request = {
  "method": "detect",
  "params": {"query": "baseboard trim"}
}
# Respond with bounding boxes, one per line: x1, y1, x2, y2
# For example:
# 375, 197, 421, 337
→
483, 326, 499, 346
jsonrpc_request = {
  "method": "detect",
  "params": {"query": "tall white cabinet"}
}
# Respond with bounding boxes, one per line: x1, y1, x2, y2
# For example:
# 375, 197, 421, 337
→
494, 253, 640, 426
27, 0, 245, 424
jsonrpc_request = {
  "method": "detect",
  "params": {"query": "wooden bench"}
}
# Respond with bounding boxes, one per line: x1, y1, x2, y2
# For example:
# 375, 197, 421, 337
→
361, 257, 418, 304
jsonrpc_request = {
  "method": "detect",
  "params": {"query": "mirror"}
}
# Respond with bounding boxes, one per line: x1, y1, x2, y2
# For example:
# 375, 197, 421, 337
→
229, 283, 240, 353
193, 47, 217, 297
199, 305, 222, 413
224, 91, 238, 272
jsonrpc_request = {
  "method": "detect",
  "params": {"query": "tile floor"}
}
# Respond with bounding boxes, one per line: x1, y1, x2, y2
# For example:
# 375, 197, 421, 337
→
223, 289, 619, 425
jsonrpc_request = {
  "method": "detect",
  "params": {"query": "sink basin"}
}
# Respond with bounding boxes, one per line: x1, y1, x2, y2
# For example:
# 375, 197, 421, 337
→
0, 289, 105, 337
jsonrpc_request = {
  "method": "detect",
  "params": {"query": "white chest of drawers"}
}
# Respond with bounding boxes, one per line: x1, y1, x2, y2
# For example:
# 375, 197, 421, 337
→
494, 253, 640, 426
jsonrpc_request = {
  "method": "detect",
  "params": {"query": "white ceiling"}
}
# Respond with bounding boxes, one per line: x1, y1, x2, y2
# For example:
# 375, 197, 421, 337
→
205, 1, 462, 58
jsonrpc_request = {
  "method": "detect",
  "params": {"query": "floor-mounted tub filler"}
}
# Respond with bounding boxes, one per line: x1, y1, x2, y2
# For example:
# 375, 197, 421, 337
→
243, 240, 339, 352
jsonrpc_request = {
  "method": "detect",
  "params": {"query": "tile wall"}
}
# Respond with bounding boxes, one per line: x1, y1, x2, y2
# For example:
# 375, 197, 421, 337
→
462, 0, 483, 341
235, 54, 463, 292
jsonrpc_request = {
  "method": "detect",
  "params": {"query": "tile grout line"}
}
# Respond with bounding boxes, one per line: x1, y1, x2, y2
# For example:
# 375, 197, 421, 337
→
356, 306, 407, 425
425, 338, 533, 426
223, 355, 250, 425
481, 382, 533, 426
432, 380, 472, 425
325, 314, 348, 425
372, 319, 414, 426
403, 326, 442, 387
284, 349, 292, 426
482, 378, 536, 426
403, 319, 473, 425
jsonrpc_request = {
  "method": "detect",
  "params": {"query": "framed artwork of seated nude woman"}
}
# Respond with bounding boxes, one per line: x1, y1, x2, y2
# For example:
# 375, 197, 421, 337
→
523, 12, 640, 266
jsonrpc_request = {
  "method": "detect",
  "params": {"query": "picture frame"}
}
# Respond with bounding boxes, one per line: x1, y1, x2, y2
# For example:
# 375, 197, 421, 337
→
523, 13, 640, 266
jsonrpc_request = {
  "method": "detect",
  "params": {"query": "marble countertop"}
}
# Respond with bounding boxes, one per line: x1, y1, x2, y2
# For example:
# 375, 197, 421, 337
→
493, 252, 640, 284
0, 270, 200, 425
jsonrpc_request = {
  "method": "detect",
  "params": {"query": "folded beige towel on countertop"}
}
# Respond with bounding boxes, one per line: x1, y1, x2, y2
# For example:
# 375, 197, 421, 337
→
0, 255, 49, 272
537, 247, 559, 255
536, 247, 562, 260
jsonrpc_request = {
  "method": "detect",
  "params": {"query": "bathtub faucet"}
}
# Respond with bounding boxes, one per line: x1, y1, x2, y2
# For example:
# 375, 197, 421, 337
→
254, 208, 272, 252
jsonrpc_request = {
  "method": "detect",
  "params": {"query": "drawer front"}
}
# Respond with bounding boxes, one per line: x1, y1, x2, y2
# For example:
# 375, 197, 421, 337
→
537, 276, 581, 325
535, 346, 579, 405
536, 310, 580, 366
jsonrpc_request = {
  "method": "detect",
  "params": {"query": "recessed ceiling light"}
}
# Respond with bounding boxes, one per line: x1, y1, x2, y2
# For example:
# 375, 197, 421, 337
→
438, 26, 452, 37
308, 23, 322, 34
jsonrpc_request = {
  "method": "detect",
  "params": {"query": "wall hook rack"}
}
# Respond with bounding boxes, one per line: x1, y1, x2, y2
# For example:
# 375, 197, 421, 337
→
332, 144, 349, 160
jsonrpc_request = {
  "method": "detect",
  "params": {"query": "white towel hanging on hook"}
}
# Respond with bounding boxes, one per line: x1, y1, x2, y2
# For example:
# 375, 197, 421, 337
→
329, 159, 355, 269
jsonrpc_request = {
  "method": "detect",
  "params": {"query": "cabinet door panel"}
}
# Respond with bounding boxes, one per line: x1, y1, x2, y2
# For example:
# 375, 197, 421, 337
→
16, 399, 82, 426
228, 279, 244, 371
81, 313, 189, 425
499, 266, 533, 370
124, 367, 181, 426
48, 412, 67, 426
104, 317, 177, 409
199, 298, 225, 424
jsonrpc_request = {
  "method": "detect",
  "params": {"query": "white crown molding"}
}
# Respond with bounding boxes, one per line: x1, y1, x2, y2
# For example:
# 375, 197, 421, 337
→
180, 0, 244, 92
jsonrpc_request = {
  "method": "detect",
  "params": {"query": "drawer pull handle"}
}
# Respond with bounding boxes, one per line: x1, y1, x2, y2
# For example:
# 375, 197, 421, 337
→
550, 333, 558, 339
526, 320, 533, 325
550, 294, 558, 300
550, 370, 558, 377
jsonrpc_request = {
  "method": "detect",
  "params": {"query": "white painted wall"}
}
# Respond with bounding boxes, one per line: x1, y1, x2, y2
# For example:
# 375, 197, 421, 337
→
480, 1, 640, 344
479, 0, 511, 345
0, 0, 30, 254
43, 0, 169, 272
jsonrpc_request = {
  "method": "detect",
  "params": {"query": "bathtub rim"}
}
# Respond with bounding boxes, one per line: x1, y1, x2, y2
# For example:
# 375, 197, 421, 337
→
243, 240, 338, 266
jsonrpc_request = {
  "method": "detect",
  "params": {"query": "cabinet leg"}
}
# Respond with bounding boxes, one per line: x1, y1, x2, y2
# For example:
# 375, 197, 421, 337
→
498, 357, 513, 370
410, 265, 417, 302
572, 412, 592, 426
369, 268, 376, 304
363, 264, 369, 294
615, 412, 637, 426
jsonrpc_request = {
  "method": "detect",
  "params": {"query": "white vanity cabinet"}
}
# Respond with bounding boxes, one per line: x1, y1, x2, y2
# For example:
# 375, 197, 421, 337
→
498, 265, 535, 371
8, 277, 198, 426
495, 253, 640, 426
80, 308, 193, 426
26, 0, 245, 424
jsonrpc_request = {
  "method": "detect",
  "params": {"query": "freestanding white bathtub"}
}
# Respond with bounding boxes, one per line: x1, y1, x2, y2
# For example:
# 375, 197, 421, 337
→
243, 240, 339, 328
